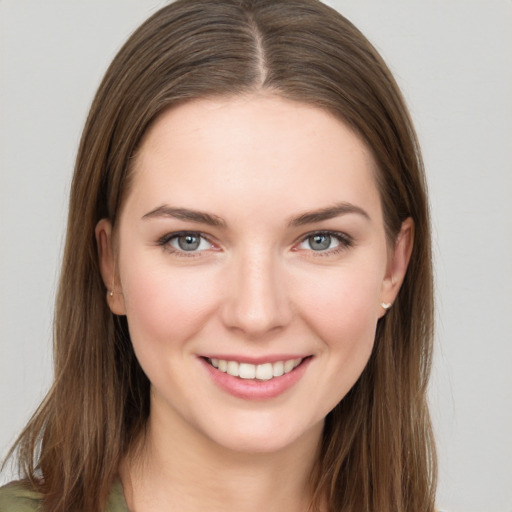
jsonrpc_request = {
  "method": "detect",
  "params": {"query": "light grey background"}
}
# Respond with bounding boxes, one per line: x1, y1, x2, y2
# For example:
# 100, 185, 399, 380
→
1, 1, 511, 511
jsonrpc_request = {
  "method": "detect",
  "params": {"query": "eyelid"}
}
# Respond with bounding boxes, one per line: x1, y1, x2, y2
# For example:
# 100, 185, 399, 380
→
156, 230, 218, 256
155, 229, 353, 258
293, 230, 354, 255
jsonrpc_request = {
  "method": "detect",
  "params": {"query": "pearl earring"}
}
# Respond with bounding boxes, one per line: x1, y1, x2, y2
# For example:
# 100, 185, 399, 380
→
109, 261, 116, 298
380, 302, 392, 310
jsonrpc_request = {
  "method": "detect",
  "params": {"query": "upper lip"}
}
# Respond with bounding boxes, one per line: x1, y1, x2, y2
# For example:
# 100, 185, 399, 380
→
200, 354, 310, 364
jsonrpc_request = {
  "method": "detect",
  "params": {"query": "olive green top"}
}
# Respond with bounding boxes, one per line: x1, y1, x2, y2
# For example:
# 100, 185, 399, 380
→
0, 479, 128, 512
0, 480, 449, 512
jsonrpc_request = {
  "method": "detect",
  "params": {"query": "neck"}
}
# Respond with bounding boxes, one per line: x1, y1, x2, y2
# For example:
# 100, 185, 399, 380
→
121, 406, 324, 512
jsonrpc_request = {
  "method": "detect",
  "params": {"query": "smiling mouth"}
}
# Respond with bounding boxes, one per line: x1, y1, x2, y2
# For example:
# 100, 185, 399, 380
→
206, 357, 305, 381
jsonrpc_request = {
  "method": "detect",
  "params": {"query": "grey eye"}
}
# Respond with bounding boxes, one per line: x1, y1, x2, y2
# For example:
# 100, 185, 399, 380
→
161, 232, 213, 254
308, 234, 332, 251
176, 234, 201, 251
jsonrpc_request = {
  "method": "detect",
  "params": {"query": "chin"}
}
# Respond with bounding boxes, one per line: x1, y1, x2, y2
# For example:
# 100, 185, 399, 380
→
197, 413, 324, 456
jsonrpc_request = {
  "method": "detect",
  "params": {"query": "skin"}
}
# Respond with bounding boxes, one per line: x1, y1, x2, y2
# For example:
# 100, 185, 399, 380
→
96, 94, 413, 512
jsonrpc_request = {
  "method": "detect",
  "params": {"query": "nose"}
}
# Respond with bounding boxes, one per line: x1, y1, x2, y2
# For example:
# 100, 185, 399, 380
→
220, 249, 293, 339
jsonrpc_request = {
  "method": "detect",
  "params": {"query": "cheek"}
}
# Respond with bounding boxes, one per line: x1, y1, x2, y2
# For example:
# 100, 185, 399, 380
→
296, 262, 383, 357
295, 265, 382, 412
119, 258, 219, 347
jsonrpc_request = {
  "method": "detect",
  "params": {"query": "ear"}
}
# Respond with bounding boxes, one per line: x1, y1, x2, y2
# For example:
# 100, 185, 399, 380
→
95, 218, 126, 315
379, 217, 414, 318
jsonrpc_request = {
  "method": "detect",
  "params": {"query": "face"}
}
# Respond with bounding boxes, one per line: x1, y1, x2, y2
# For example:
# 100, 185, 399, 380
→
97, 94, 412, 455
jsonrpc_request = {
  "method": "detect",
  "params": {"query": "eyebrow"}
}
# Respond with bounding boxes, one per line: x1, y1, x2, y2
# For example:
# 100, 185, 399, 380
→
288, 202, 371, 227
142, 205, 226, 227
141, 201, 370, 228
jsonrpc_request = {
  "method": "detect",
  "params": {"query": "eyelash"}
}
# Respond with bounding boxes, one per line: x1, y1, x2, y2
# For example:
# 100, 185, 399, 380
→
155, 230, 354, 258
296, 230, 354, 257
156, 231, 214, 258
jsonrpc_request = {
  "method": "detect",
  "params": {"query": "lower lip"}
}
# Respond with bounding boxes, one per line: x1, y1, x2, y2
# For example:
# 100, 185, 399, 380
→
200, 357, 311, 400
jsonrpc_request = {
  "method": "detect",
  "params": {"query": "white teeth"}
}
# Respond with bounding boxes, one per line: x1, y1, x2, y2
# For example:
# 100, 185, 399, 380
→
255, 363, 273, 381
226, 361, 239, 377
239, 363, 256, 379
272, 361, 284, 377
208, 357, 304, 380
283, 359, 295, 373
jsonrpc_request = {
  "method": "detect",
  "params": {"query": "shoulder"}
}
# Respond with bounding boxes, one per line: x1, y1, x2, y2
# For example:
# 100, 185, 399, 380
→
0, 481, 44, 511
105, 479, 128, 512
0, 479, 127, 512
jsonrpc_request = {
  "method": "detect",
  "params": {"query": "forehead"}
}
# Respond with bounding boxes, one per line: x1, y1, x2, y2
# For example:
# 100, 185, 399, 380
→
126, 94, 382, 223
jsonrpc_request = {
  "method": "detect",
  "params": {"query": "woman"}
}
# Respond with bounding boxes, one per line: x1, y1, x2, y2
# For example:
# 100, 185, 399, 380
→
0, 0, 436, 511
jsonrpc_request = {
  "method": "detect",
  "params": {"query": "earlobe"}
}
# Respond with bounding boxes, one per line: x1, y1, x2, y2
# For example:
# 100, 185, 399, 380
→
95, 219, 126, 315
379, 217, 414, 316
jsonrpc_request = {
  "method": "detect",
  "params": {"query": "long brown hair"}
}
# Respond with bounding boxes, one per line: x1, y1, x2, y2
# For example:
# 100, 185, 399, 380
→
5, 1, 436, 510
